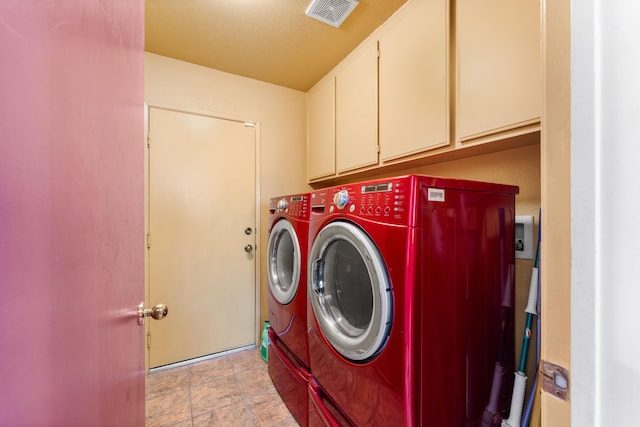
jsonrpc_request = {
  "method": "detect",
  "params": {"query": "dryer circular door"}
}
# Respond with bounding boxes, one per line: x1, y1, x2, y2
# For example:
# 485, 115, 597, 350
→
267, 219, 301, 304
308, 221, 392, 361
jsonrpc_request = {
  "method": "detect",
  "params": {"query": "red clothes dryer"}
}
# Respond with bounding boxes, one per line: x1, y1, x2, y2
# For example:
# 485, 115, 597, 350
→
266, 193, 311, 425
306, 175, 518, 426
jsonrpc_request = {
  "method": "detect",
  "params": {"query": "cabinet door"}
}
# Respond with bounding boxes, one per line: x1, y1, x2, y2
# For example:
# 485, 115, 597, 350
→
307, 76, 336, 181
457, 0, 541, 142
335, 38, 379, 173
378, 0, 449, 162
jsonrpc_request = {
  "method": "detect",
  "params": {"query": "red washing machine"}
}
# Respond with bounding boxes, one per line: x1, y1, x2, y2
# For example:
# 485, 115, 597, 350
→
267, 193, 312, 426
306, 175, 518, 426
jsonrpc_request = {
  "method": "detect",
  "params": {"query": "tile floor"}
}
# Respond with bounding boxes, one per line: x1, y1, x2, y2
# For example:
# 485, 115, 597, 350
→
145, 348, 299, 427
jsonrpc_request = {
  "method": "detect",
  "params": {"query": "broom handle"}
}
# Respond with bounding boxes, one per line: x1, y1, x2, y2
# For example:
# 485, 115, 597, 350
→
502, 236, 540, 427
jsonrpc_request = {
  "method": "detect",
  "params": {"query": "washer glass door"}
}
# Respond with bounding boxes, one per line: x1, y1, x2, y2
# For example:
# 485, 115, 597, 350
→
267, 219, 301, 304
308, 221, 392, 361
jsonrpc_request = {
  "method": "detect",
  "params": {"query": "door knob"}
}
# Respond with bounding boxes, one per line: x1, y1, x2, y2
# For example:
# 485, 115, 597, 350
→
244, 244, 254, 253
138, 303, 168, 325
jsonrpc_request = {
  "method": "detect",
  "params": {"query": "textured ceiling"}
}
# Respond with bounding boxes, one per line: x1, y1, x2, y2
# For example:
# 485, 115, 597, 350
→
145, 0, 408, 92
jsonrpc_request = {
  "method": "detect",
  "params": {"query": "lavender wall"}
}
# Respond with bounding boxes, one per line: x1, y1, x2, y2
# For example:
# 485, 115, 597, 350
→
0, 2, 145, 425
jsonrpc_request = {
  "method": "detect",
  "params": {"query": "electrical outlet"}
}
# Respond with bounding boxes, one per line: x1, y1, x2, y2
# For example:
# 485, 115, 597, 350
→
515, 216, 534, 260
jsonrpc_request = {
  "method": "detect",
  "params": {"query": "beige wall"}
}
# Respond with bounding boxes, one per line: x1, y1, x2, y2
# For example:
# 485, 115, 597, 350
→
144, 53, 309, 340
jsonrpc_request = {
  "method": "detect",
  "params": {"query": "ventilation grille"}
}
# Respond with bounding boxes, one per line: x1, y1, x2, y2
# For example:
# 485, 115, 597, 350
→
305, 0, 359, 28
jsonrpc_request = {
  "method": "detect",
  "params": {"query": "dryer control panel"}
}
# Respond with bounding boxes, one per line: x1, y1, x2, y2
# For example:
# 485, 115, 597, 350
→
282, 194, 309, 218
269, 193, 310, 220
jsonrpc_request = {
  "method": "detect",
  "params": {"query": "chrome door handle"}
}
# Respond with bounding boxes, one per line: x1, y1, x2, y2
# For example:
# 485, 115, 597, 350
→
138, 303, 168, 325
244, 244, 254, 253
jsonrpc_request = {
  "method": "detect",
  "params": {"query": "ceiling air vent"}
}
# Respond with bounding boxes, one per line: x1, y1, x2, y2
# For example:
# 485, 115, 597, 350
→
305, 0, 359, 28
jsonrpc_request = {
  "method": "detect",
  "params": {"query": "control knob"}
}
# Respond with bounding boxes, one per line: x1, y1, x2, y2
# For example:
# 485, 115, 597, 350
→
333, 190, 350, 210
276, 198, 288, 211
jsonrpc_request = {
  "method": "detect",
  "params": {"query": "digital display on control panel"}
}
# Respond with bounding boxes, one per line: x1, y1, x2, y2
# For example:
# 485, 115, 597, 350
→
290, 196, 304, 202
361, 183, 393, 193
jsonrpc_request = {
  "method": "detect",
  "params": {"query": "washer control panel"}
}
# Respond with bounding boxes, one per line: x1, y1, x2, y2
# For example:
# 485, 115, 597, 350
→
325, 177, 412, 224
357, 181, 408, 219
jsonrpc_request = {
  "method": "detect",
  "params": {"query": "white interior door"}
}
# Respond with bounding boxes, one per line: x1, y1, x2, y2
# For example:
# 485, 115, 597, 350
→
148, 107, 256, 368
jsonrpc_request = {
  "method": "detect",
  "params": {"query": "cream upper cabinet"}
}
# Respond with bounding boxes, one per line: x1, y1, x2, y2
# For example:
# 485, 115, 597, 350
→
335, 38, 378, 174
378, 0, 449, 163
307, 0, 542, 183
307, 75, 335, 181
456, 0, 541, 143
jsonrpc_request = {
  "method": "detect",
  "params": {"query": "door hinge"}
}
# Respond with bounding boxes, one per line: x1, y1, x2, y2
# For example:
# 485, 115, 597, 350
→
146, 331, 152, 349
147, 134, 150, 148
146, 233, 151, 249
377, 144, 381, 154
541, 360, 570, 401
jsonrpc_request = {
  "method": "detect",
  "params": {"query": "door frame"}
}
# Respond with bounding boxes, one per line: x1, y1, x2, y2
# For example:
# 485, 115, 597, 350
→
143, 103, 262, 372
